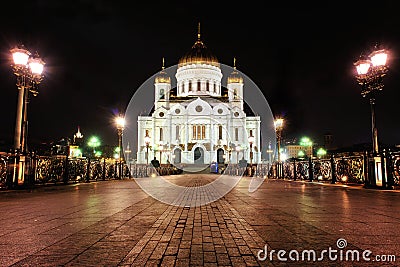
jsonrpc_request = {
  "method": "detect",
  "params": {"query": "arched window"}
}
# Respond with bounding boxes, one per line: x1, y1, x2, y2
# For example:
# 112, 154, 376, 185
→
160, 89, 165, 99
160, 128, 163, 141
197, 125, 201, 139
189, 81, 192, 92
192, 125, 206, 140
206, 81, 209, 91
197, 80, 201, 91
235, 128, 239, 141
218, 125, 223, 140
176, 125, 180, 140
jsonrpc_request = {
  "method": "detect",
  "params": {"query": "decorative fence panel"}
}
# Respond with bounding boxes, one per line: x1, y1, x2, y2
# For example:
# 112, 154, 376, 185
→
1, 149, 400, 190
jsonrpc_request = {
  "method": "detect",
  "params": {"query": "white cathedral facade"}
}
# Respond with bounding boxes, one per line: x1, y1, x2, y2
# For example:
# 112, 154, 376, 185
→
136, 31, 261, 165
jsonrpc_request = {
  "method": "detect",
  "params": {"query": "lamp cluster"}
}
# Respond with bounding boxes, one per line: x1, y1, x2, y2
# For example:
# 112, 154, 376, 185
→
354, 49, 388, 98
11, 46, 45, 96
10, 45, 45, 153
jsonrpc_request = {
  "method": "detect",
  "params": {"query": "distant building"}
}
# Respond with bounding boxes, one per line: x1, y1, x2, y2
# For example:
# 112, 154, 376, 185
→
284, 145, 313, 159
324, 133, 333, 150
73, 126, 84, 146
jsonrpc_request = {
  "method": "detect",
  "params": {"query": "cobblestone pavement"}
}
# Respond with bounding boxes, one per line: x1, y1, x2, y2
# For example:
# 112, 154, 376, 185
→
0, 175, 399, 266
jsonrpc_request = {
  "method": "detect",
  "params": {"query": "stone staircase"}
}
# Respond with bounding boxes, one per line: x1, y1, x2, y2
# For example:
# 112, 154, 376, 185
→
181, 164, 211, 174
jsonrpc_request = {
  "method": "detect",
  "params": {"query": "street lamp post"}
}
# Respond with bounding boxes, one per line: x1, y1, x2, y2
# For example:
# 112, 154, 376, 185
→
115, 115, 125, 179
87, 136, 101, 157
10, 45, 45, 154
248, 134, 255, 167
274, 118, 284, 178
125, 142, 132, 176
144, 135, 151, 165
354, 46, 389, 188
235, 146, 241, 164
227, 147, 232, 164
274, 118, 284, 162
300, 137, 313, 158
159, 142, 163, 165
248, 134, 255, 177
354, 47, 388, 155
300, 136, 314, 181
266, 141, 273, 164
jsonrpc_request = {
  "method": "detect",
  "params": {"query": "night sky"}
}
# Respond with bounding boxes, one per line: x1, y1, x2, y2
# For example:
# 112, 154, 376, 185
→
1, 1, 399, 153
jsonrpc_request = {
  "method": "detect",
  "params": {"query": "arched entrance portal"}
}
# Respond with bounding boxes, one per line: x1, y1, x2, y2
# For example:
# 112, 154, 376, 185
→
174, 148, 181, 164
194, 147, 204, 164
217, 148, 225, 164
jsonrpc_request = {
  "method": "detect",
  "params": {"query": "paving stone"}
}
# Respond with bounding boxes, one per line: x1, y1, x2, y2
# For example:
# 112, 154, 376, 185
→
177, 248, 190, 259
0, 177, 398, 267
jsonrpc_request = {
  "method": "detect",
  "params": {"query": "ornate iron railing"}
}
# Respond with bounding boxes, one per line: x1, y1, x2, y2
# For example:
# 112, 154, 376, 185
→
313, 159, 331, 181
272, 154, 365, 184
388, 150, 400, 186
334, 156, 365, 184
0, 155, 8, 188
2, 149, 400, 190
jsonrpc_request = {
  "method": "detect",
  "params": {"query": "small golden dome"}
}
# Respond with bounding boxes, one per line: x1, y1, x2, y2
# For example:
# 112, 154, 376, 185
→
227, 58, 243, 84
178, 23, 219, 67
155, 57, 171, 84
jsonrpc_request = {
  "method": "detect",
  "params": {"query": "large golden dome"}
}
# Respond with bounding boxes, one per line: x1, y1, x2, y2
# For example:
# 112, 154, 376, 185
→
178, 25, 219, 67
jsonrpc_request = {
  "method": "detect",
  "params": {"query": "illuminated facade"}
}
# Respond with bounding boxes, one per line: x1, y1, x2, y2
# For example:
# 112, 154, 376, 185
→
136, 30, 261, 165
285, 145, 313, 159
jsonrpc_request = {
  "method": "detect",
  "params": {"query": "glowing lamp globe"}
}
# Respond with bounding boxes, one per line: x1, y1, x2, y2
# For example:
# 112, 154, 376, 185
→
369, 49, 388, 67
115, 116, 125, 129
354, 59, 371, 75
10, 47, 30, 66
28, 57, 45, 75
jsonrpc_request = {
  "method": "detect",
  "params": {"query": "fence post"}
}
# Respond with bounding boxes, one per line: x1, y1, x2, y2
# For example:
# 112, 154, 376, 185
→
380, 149, 387, 189
6, 154, 18, 189
86, 158, 91, 182
293, 159, 297, 181
102, 158, 106, 180
23, 153, 33, 189
308, 157, 313, 182
63, 154, 69, 184
385, 149, 394, 189
330, 154, 336, 184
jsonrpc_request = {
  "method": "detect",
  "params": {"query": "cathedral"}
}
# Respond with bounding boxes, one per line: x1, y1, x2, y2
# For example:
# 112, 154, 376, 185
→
136, 27, 261, 165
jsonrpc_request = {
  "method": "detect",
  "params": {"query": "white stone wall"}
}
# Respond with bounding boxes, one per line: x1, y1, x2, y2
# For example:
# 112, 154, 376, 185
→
137, 99, 261, 164
175, 64, 222, 97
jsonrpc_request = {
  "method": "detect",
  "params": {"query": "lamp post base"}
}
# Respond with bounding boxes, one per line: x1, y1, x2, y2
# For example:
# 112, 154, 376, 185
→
365, 156, 389, 189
